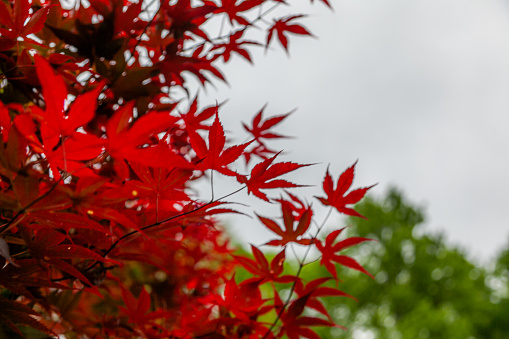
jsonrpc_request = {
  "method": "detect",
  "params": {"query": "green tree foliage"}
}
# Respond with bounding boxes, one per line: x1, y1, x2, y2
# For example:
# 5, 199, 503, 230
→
299, 188, 509, 339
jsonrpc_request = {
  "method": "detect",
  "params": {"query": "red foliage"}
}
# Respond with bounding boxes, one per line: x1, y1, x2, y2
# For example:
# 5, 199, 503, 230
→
0, 0, 376, 338
266, 15, 313, 52
316, 161, 377, 219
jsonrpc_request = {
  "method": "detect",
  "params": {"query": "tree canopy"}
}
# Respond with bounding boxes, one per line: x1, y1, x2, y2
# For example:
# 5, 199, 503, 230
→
0, 0, 377, 338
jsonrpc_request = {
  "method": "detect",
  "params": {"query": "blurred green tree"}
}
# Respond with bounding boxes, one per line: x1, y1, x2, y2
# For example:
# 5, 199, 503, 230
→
298, 189, 509, 338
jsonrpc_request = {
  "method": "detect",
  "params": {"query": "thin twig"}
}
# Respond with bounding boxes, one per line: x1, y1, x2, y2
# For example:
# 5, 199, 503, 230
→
181, 2, 282, 53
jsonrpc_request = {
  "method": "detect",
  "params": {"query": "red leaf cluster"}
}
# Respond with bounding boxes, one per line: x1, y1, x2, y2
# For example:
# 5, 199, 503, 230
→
0, 0, 376, 338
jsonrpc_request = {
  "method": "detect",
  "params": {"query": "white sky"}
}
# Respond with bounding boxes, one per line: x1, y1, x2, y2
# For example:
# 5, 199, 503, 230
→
189, 0, 509, 263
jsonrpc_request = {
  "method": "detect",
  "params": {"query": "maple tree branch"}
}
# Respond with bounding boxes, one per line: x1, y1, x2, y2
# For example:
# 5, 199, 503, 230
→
78, 185, 246, 276
210, 169, 215, 201
106, 185, 246, 254
262, 206, 334, 339
289, 243, 301, 265
218, 14, 227, 38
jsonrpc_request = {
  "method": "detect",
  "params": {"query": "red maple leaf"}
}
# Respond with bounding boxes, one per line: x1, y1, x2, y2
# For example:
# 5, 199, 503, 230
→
266, 15, 313, 51
211, 30, 259, 63
119, 286, 172, 329
203, 274, 268, 320
205, 0, 263, 25
242, 106, 292, 142
233, 245, 296, 283
187, 110, 251, 176
316, 228, 374, 279
237, 152, 309, 201
274, 191, 308, 221
161, 0, 216, 41
242, 107, 293, 163
34, 55, 104, 138
105, 101, 191, 169
30, 55, 106, 175
294, 277, 355, 322
277, 292, 337, 339
315, 161, 376, 218
180, 97, 218, 131
257, 201, 313, 246
0, 0, 53, 50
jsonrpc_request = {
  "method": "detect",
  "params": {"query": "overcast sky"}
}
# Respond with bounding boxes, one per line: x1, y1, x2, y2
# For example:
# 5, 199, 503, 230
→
190, 0, 509, 264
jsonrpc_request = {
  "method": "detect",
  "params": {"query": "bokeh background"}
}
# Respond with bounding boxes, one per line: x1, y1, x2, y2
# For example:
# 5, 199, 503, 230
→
191, 0, 509, 263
